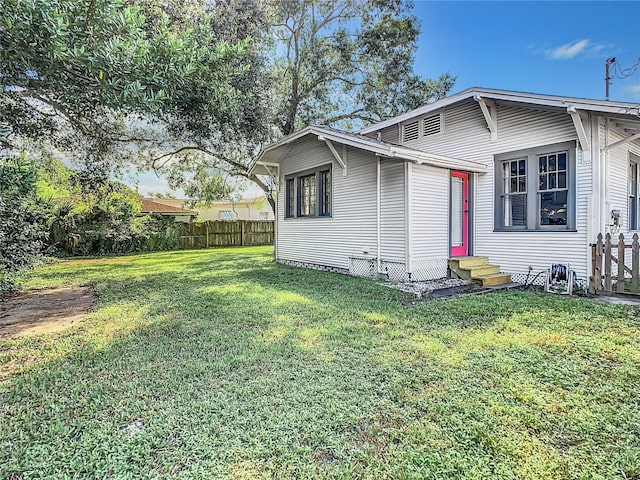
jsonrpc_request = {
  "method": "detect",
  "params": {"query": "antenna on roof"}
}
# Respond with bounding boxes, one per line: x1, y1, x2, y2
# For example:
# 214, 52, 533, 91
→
605, 57, 616, 101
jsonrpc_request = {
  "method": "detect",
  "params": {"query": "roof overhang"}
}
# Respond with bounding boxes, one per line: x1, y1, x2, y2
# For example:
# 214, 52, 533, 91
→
359, 87, 640, 135
249, 125, 487, 175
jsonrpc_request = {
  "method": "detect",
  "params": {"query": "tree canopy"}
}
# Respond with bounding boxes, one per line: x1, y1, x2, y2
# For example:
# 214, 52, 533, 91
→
0, 0, 454, 208
272, 0, 455, 135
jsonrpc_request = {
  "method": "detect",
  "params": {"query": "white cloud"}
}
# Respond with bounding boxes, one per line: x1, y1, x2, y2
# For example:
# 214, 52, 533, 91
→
545, 39, 590, 59
628, 84, 640, 98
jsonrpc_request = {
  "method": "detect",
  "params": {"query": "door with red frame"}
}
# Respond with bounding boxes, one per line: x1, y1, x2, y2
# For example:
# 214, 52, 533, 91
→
450, 171, 469, 257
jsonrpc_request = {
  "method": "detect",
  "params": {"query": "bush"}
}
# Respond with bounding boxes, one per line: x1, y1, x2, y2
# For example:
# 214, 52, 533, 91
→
0, 158, 50, 293
50, 193, 181, 256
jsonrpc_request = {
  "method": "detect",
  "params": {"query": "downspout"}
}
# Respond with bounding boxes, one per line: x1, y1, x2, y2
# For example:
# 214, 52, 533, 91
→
272, 166, 280, 262
603, 118, 611, 231
377, 156, 382, 274
273, 188, 278, 261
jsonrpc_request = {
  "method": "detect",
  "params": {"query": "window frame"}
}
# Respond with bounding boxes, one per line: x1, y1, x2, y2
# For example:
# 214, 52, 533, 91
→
285, 177, 295, 218
283, 164, 332, 219
494, 141, 576, 232
630, 153, 640, 231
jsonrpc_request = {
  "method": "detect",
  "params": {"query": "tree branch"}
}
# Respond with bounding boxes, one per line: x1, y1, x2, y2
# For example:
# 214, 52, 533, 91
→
322, 111, 378, 125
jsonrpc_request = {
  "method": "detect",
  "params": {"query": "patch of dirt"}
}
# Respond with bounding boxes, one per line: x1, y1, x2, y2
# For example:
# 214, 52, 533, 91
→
0, 286, 95, 339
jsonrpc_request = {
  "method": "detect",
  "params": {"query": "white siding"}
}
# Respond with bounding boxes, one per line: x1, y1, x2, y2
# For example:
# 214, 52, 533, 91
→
410, 164, 449, 262
607, 127, 640, 235
380, 160, 406, 262
604, 126, 640, 269
403, 99, 591, 280
277, 137, 407, 269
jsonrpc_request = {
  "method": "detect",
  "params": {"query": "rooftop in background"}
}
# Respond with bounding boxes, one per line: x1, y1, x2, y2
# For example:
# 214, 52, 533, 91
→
147, 196, 274, 222
150, 196, 268, 208
139, 198, 197, 216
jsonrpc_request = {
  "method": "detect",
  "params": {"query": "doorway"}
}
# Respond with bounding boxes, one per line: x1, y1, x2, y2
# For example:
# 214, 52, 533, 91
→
450, 171, 469, 257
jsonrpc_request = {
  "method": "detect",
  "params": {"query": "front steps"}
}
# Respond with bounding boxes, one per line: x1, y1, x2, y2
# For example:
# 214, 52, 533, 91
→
449, 256, 511, 286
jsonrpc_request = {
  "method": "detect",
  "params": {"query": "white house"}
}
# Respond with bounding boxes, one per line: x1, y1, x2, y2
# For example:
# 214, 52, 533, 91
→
250, 88, 640, 287
150, 197, 274, 221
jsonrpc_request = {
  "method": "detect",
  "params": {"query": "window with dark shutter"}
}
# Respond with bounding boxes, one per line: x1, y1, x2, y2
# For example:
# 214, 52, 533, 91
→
284, 164, 332, 219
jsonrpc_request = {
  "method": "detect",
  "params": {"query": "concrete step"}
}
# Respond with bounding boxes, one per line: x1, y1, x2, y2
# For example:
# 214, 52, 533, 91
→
476, 273, 512, 286
449, 256, 489, 269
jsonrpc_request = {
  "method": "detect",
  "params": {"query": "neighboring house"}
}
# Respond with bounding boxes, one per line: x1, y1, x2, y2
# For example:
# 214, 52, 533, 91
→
250, 87, 640, 286
139, 198, 197, 223
151, 197, 274, 221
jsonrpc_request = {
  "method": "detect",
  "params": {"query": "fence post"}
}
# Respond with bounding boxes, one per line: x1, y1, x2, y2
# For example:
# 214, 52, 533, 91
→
589, 244, 596, 294
241, 220, 246, 246
604, 233, 612, 291
617, 233, 626, 293
205, 222, 209, 248
593, 233, 603, 293
633, 233, 639, 293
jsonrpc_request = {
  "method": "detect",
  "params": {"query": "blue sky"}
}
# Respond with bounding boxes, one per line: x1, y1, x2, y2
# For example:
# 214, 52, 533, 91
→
412, 1, 640, 101
137, 0, 640, 196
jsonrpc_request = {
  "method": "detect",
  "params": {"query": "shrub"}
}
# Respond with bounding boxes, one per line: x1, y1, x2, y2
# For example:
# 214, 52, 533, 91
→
50, 193, 181, 256
0, 157, 50, 293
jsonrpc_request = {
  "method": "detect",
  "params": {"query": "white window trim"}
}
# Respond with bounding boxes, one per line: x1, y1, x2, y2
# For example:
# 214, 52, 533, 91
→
283, 164, 333, 219
630, 153, 640, 231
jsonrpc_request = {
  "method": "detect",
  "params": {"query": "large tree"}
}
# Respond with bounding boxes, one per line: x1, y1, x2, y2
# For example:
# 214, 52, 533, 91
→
1, 0, 454, 210
0, 0, 271, 185
153, 0, 455, 208
272, 0, 455, 135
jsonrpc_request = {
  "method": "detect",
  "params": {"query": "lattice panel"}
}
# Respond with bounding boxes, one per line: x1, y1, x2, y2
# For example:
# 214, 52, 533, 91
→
348, 257, 378, 279
381, 262, 410, 282
511, 272, 586, 289
349, 257, 449, 282
511, 272, 545, 286
410, 259, 449, 281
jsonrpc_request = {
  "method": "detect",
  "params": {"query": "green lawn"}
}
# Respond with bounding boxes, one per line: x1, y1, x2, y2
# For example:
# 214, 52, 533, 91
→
1, 246, 639, 479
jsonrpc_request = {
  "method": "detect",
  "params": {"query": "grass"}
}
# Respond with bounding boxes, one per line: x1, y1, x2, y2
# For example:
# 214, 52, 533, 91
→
1, 246, 639, 480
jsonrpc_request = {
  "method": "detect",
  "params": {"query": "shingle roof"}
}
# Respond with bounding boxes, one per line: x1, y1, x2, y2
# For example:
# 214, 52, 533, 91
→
140, 198, 196, 215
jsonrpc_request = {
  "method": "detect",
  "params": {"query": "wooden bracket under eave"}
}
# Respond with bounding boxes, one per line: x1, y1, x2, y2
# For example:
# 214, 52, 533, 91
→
601, 131, 640, 153
318, 136, 347, 176
567, 106, 591, 152
474, 95, 498, 141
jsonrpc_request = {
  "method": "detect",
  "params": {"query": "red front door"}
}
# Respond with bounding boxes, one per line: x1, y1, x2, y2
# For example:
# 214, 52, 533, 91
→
450, 171, 469, 257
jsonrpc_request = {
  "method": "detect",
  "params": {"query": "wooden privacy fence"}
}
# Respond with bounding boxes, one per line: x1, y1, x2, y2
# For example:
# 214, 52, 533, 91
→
177, 220, 274, 249
590, 232, 640, 294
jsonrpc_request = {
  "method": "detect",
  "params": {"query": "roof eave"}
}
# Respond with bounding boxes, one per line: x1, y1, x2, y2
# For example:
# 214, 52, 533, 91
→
251, 125, 486, 174
359, 87, 640, 134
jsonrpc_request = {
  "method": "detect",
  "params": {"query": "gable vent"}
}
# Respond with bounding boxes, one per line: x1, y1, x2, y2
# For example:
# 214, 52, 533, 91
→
402, 121, 419, 142
423, 114, 441, 136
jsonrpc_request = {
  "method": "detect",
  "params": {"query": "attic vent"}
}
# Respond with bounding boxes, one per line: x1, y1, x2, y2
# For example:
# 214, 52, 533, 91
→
402, 121, 419, 142
423, 114, 441, 136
